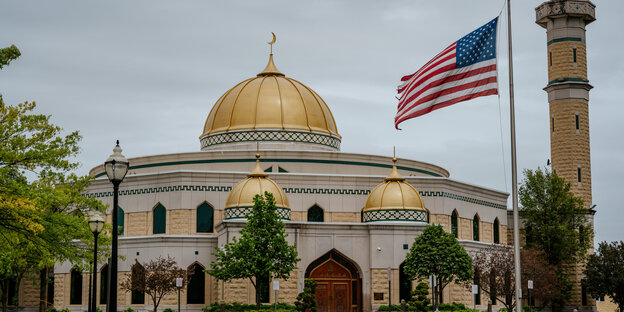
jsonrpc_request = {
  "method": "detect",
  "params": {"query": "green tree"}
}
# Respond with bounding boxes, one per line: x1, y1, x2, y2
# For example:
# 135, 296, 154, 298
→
404, 225, 473, 308
295, 278, 317, 312
583, 241, 624, 312
208, 192, 300, 309
519, 168, 591, 310
519, 168, 591, 265
409, 282, 430, 312
0, 45, 108, 312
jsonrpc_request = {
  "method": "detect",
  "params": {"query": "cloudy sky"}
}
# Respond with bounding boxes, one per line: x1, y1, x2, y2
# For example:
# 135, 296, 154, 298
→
1, 1, 622, 245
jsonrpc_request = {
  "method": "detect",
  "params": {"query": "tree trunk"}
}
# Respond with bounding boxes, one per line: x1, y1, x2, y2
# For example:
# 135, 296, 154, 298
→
39, 268, 48, 312
153, 295, 159, 312
1, 279, 7, 312
255, 275, 261, 310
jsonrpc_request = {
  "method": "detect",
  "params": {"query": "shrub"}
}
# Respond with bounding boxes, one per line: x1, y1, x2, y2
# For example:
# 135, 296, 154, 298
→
96, 308, 103, 312
295, 278, 317, 312
163, 308, 176, 312
203, 302, 297, 312
410, 282, 431, 312
124, 308, 136, 312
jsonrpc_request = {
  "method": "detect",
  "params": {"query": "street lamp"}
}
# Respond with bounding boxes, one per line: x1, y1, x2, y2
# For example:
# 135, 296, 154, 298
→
89, 214, 105, 312
104, 140, 129, 312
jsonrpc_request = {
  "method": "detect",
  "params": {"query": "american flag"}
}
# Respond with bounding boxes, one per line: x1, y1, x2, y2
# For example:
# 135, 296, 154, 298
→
395, 17, 499, 129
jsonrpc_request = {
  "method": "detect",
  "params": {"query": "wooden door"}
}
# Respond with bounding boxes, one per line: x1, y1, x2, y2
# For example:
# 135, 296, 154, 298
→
332, 282, 350, 312
310, 258, 359, 312
316, 283, 329, 312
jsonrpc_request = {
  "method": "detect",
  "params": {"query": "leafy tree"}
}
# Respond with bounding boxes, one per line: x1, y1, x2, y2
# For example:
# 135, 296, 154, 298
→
583, 241, 624, 312
295, 278, 317, 312
404, 225, 473, 309
409, 282, 430, 312
471, 246, 560, 311
0, 45, 108, 312
120, 256, 187, 312
519, 168, 591, 310
208, 192, 300, 309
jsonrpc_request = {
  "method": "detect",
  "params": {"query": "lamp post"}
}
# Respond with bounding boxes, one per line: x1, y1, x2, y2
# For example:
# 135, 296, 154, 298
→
89, 214, 105, 312
176, 278, 183, 312
104, 140, 129, 312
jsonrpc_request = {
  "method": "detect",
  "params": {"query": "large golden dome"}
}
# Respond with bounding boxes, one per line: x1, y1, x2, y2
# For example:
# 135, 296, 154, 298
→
224, 154, 291, 220
363, 158, 429, 223
200, 54, 341, 151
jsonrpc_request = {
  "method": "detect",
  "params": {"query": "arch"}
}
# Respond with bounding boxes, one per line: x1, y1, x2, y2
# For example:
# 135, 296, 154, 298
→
153, 203, 166, 234
196, 202, 214, 233
307, 204, 324, 222
399, 262, 411, 304
130, 261, 145, 304
473, 214, 480, 241
118, 206, 125, 236
99, 264, 108, 304
305, 249, 361, 312
493, 218, 500, 244
70, 267, 83, 305
451, 210, 459, 238
187, 262, 206, 304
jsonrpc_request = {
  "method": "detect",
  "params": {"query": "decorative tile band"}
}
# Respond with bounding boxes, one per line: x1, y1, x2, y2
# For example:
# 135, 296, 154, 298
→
200, 130, 341, 150
84, 185, 506, 210
224, 206, 291, 220
363, 209, 429, 223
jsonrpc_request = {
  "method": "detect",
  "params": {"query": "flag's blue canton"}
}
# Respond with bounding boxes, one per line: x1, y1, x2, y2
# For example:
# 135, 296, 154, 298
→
456, 17, 498, 68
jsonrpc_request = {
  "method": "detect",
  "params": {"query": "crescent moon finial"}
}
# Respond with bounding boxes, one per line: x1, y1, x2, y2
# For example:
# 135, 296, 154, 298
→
267, 32, 276, 54
268, 32, 276, 45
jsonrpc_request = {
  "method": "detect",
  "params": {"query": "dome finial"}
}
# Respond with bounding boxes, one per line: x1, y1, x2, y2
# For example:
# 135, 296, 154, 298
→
386, 148, 404, 182
249, 147, 268, 177
258, 33, 285, 77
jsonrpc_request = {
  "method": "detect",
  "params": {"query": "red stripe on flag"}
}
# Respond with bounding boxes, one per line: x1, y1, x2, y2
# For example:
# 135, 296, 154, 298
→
399, 64, 497, 108
395, 89, 498, 128
397, 53, 457, 95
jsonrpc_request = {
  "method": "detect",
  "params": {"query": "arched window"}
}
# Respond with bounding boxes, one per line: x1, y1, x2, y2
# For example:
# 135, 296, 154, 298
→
493, 218, 500, 244
474, 269, 481, 305
399, 262, 411, 303
130, 261, 145, 305
153, 203, 166, 234
70, 268, 83, 305
118, 206, 125, 236
473, 214, 480, 241
197, 202, 214, 233
100, 264, 108, 304
307, 205, 324, 222
187, 263, 205, 304
451, 210, 458, 238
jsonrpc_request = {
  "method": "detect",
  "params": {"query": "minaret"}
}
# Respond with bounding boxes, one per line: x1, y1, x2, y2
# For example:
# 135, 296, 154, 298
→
536, 1, 596, 310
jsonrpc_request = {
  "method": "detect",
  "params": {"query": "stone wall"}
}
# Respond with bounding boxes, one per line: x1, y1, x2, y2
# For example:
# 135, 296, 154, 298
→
548, 42, 587, 82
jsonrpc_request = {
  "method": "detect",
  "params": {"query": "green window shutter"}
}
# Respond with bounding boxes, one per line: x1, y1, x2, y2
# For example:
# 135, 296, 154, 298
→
187, 264, 205, 304
153, 204, 166, 234
70, 268, 82, 305
307, 205, 324, 222
451, 211, 458, 238
118, 206, 125, 236
473, 215, 480, 241
99, 265, 108, 304
493, 219, 500, 244
197, 203, 214, 233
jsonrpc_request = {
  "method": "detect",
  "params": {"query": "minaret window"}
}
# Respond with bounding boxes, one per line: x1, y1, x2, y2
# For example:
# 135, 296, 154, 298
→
551, 117, 555, 133
578, 168, 582, 183
573, 48, 577, 63
576, 114, 580, 130
549, 51, 553, 67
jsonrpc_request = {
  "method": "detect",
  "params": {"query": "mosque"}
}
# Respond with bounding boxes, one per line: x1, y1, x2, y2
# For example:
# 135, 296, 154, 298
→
8, 1, 600, 312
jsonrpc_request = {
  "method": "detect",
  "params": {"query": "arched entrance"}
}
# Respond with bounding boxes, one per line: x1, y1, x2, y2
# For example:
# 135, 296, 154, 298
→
305, 250, 361, 312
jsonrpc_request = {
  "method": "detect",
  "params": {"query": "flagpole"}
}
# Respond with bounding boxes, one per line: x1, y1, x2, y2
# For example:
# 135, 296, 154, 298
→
506, 0, 522, 311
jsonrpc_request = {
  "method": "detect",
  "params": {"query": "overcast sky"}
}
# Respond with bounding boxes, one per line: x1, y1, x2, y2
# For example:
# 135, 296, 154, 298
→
1, 0, 622, 245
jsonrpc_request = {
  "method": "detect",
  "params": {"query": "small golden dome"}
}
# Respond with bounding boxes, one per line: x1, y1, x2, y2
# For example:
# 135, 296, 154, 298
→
225, 155, 290, 211
200, 53, 341, 151
363, 158, 428, 222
